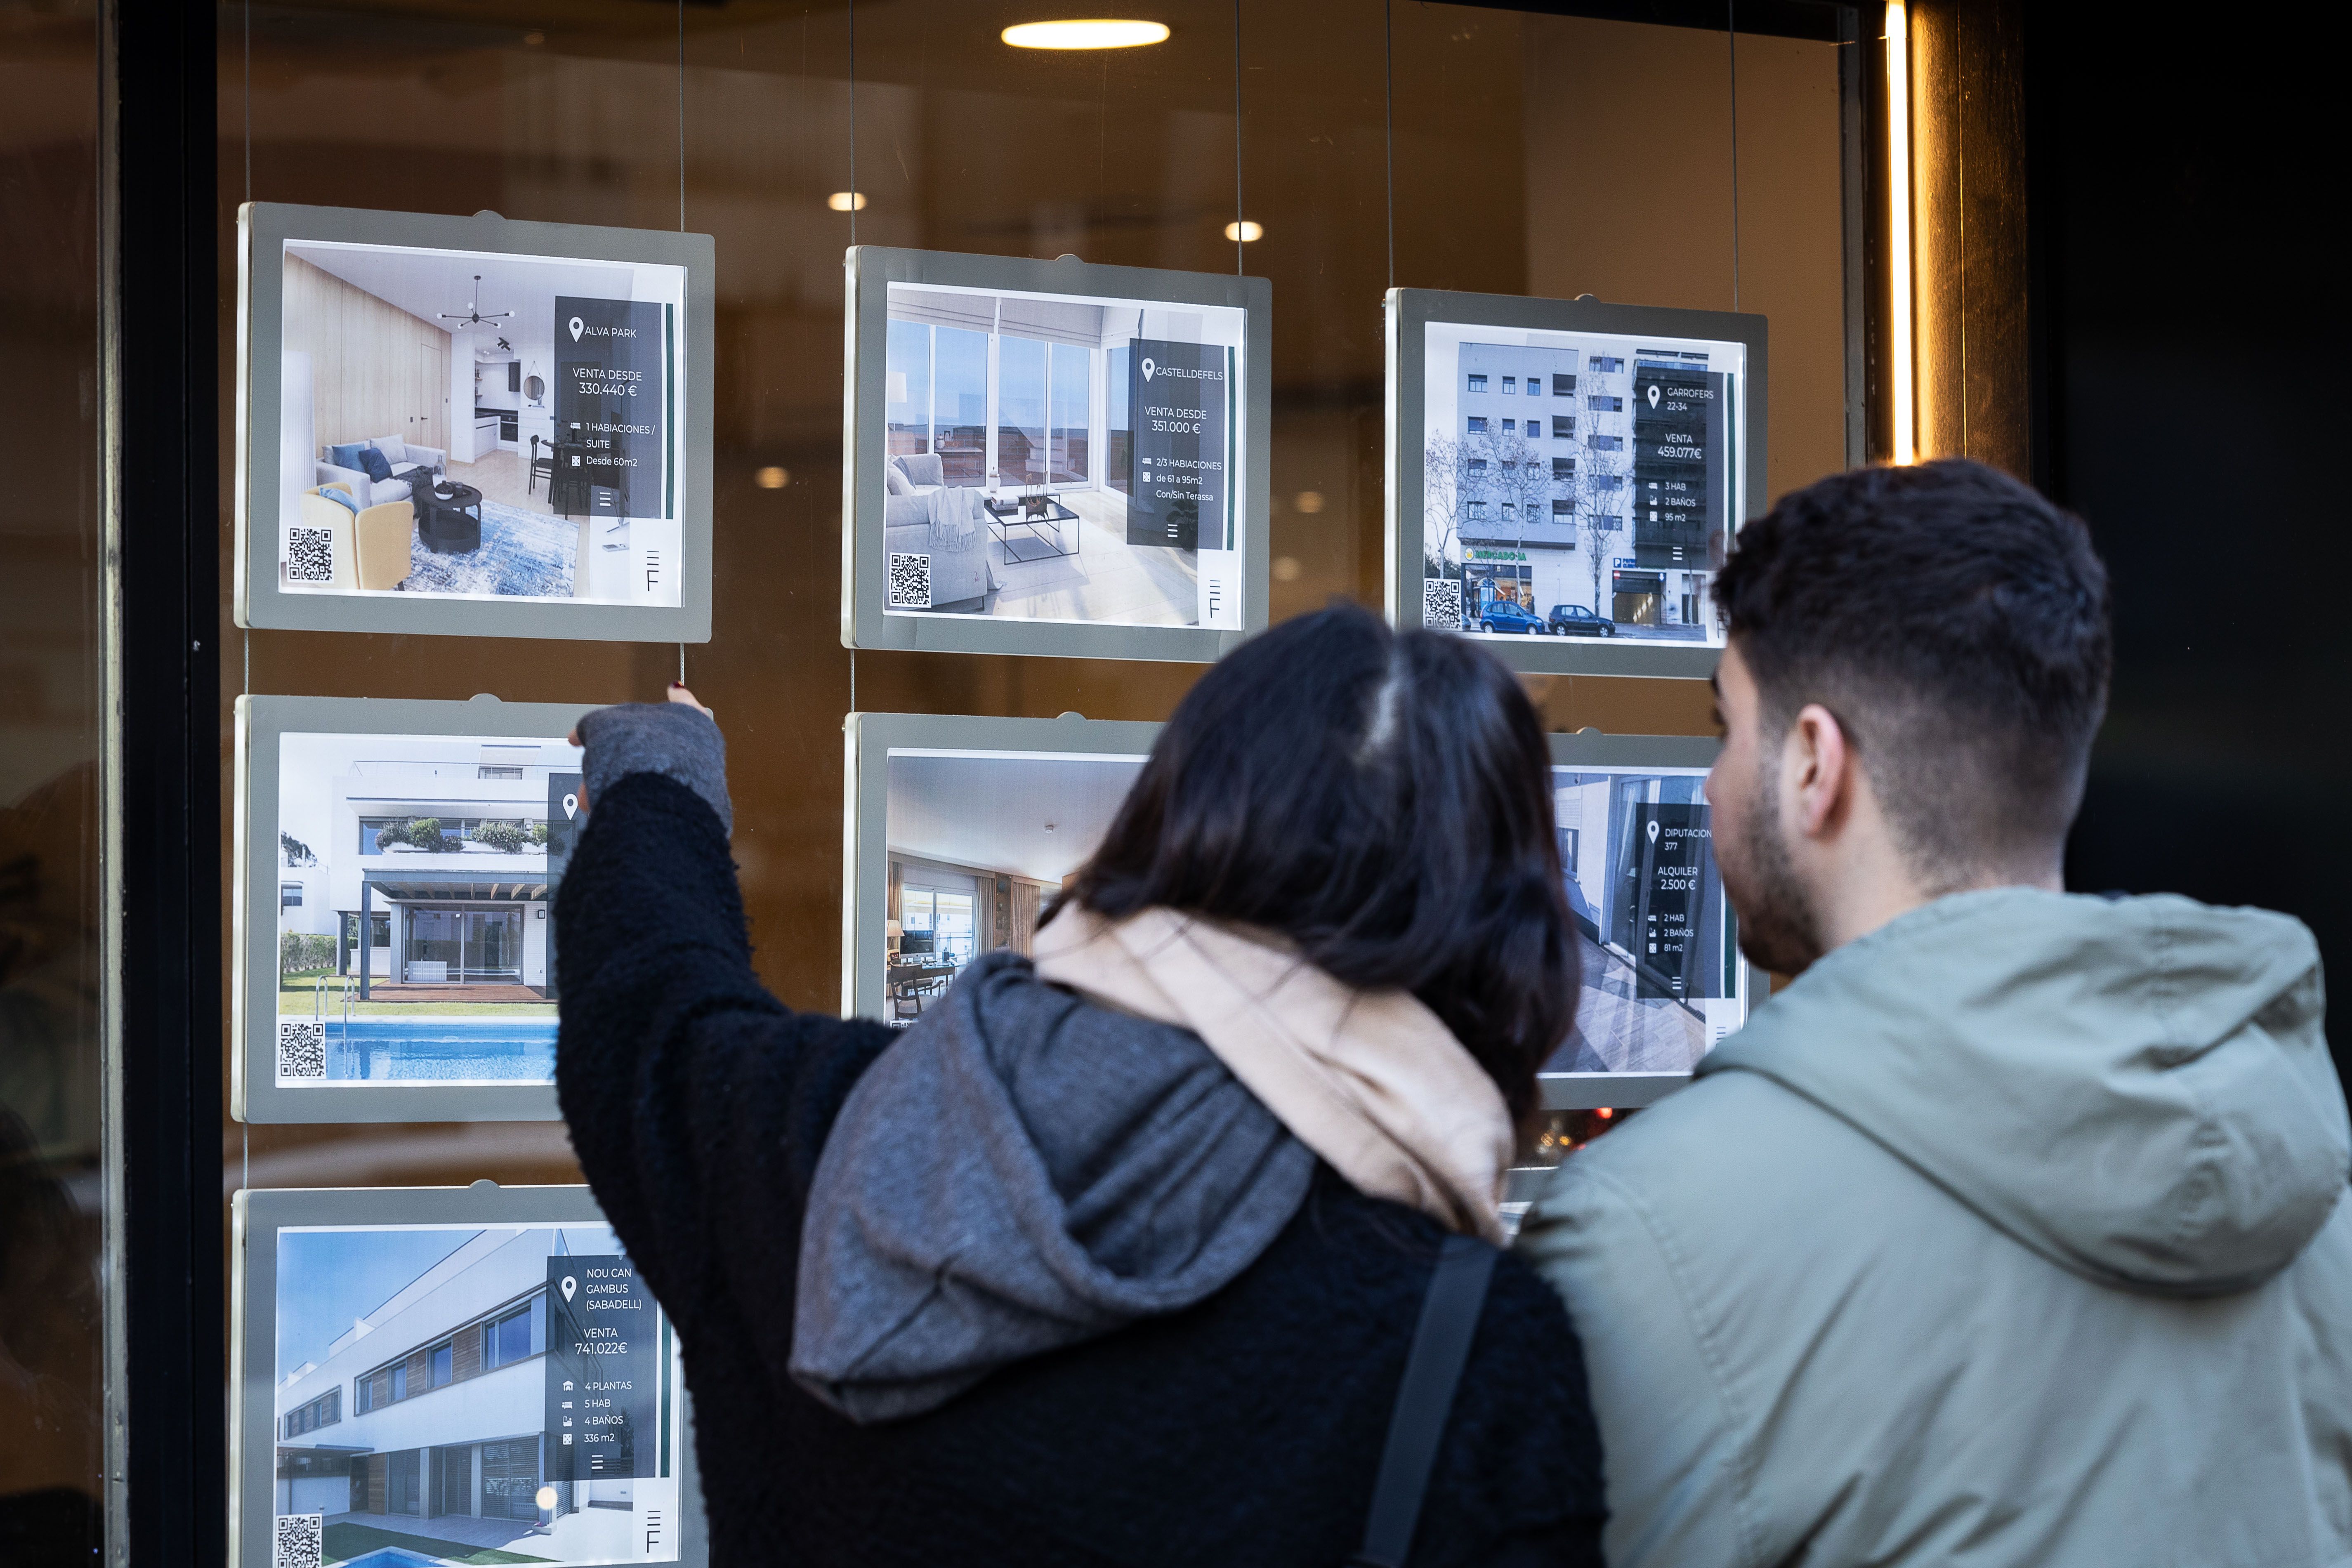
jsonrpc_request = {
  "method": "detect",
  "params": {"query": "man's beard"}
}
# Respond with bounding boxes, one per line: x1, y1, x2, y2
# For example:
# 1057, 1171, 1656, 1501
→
1719, 764, 1826, 976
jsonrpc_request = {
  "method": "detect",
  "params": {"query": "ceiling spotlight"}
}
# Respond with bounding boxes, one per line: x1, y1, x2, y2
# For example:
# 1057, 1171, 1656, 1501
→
754, 466, 790, 490
1224, 220, 1263, 243
827, 191, 868, 212
1002, 20, 1171, 50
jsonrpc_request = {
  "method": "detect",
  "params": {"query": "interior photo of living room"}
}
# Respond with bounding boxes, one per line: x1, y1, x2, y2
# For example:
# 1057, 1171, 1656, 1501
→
274, 730, 582, 1085
270, 1223, 678, 1566
882, 284, 1246, 627
1548, 766, 1746, 1077
276, 238, 684, 603
882, 748, 1146, 1024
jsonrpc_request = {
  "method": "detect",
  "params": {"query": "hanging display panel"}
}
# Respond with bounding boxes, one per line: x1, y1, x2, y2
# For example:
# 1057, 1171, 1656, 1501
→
846, 716, 1752, 1105
1387, 289, 1767, 679
843, 247, 1270, 662
1539, 730, 1756, 1108
234, 694, 597, 1124
231, 1184, 705, 1568
842, 712, 1161, 1023
236, 202, 715, 641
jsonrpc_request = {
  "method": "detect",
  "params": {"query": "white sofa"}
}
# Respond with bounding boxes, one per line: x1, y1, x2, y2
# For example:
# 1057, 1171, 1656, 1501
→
884, 453, 998, 608
316, 436, 447, 509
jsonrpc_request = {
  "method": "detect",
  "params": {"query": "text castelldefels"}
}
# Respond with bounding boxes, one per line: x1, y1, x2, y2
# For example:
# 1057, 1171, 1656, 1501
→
1126, 340, 1233, 552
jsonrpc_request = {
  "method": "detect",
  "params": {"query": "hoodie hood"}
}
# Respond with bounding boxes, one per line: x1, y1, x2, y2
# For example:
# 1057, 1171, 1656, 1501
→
1701, 889, 2347, 1297
790, 952, 1314, 1423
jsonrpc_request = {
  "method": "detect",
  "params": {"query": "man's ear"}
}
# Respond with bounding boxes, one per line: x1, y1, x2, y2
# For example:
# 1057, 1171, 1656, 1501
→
1786, 702, 1854, 841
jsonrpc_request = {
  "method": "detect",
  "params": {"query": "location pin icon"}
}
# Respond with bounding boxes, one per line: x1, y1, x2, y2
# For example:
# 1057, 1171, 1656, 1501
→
560, 1275, 578, 1302
562, 792, 579, 820
1647, 817, 1661, 844
1141, 358, 1155, 381
1647, 382, 1661, 408
569, 316, 585, 342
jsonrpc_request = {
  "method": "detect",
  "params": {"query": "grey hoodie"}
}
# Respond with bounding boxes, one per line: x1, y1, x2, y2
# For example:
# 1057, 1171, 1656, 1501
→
1518, 889, 2352, 1568
790, 951, 1316, 1423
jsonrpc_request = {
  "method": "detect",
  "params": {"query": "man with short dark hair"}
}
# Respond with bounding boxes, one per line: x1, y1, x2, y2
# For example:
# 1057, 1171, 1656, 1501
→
1519, 459, 2352, 1567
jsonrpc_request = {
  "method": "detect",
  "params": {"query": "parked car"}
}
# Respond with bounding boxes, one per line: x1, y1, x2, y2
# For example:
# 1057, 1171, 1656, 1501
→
1547, 604, 1618, 637
1478, 600, 1548, 634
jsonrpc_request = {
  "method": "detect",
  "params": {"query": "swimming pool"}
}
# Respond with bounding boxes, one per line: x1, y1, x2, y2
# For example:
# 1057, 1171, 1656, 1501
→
290, 1015, 559, 1084
337, 1549, 447, 1568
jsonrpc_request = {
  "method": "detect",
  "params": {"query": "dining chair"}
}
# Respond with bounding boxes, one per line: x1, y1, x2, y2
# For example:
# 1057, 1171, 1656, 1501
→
526, 435, 557, 498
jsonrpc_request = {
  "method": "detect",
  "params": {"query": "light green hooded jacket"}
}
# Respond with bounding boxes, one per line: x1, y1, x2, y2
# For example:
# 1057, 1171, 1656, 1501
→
1518, 888, 2352, 1568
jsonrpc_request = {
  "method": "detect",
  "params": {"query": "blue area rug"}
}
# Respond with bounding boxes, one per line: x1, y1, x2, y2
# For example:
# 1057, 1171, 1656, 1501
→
399, 498, 578, 598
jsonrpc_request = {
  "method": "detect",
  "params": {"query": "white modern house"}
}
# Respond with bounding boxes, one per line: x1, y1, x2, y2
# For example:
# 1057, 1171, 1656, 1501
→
275, 734, 577, 991
275, 1228, 554, 1527
273, 1226, 657, 1554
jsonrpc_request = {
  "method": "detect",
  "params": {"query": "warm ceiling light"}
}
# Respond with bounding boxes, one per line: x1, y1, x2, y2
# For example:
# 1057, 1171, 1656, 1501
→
827, 191, 868, 212
1002, 20, 1171, 50
1885, 1, 1916, 465
755, 466, 790, 490
1224, 220, 1264, 243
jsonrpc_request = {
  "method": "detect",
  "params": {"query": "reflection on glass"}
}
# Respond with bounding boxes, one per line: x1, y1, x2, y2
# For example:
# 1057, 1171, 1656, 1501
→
937, 327, 988, 483
1106, 345, 1132, 494
1050, 341, 1090, 483
996, 335, 1047, 488
885, 318, 931, 455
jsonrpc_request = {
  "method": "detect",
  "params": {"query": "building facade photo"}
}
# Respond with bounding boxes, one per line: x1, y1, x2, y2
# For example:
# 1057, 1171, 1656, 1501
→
271, 1224, 677, 1565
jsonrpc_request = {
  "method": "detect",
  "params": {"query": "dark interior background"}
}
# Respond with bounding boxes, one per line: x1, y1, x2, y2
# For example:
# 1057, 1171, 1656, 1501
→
2032, 11, 2347, 1095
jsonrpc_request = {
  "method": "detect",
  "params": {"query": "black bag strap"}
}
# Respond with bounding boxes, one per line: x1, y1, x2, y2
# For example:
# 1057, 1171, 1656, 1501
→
1347, 1232, 1499, 1568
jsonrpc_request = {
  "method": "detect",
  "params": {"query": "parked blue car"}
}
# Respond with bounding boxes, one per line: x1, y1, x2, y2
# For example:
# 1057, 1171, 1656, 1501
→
1478, 600, 1548, 634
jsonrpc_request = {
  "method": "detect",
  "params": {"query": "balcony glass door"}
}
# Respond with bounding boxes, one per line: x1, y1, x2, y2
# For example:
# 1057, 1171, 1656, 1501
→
464, 909, 520, 983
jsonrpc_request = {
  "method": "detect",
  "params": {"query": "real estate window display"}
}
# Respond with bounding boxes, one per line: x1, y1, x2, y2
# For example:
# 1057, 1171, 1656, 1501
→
260, 1218, 684, 1564
879, 281, 1244, 629
1429, 329, 1743, 646
156, 9, 1872, 1567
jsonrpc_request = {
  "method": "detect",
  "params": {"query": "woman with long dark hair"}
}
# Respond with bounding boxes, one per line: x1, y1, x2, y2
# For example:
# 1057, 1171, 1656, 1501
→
555, 603, 1603, 1566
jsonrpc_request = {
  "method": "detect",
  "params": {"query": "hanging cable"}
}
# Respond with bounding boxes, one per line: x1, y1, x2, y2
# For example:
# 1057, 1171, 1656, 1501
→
1728, 0, 1742, 311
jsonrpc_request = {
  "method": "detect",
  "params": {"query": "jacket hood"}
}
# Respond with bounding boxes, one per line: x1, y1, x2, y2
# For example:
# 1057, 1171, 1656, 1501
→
790, 952, 1314, 1423
1701, 889, 2347, 1296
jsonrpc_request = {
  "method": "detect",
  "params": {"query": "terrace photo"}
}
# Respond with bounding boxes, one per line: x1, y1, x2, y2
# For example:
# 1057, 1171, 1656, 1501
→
272, 729, 582, 1088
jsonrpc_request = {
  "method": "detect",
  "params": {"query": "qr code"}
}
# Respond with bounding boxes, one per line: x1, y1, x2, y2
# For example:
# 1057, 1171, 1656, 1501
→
273, 1514, 323, 1568
1423, 577, 1463, 629
888, 552, 932, 608
277, 1021, 326, 1080
287, 527, 335, 584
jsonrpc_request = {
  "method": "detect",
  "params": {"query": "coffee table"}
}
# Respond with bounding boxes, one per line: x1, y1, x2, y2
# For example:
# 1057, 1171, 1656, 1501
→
984, 495, 1081, 563
414, 479, 484, 554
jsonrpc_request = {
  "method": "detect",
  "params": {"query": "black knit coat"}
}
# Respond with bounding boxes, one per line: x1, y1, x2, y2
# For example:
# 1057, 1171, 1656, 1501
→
554, 772, 1608, 1567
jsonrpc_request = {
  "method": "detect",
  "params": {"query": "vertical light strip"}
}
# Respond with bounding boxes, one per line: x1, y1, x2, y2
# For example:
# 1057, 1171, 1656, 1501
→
1885, 0, 1916, 464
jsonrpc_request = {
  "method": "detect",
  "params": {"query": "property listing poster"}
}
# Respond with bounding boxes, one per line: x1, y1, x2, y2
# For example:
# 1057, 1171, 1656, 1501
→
276, 238, 686, 608
272, 731, 582, 1089
272, 1223, 683, 1566
1417, 320, 1744, 648
880, 746, 1148, 1029
880, 281, 1247, 630
1547, 763, 1746, 1076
